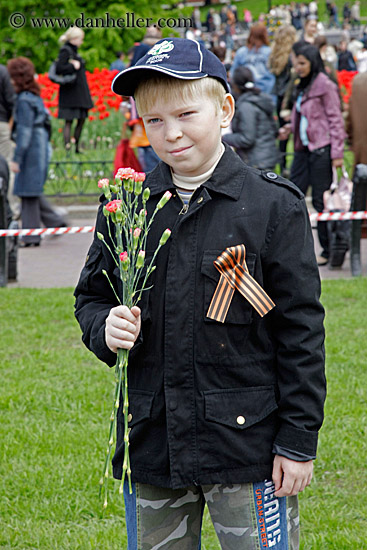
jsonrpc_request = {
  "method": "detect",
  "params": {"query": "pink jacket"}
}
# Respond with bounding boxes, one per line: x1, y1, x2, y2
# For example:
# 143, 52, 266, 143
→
291, 72, 346, 159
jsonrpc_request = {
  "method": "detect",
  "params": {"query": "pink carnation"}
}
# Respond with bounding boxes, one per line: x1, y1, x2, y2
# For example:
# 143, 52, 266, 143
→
120, 251, 128, 262
105, 200, 122, 213
98, 178, 109, 188
133, 228, 142, 238
134, 172, 146, 183
115, 167, 136, 180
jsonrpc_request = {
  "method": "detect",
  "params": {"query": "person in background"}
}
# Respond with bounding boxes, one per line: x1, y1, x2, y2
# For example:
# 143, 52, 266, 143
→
337, 39, 357, 70
56, 27, 93, 153
300, 2, 310, 26
206, 8, 216, 32
280, 40, 309, 117
243, 8, 252, 29
346, 72, 367, 274
302, 17, 319, 43
0, 153, 13, 228
350, 0, 360, 28
329, 2, 340, 27
110, 51, 126, 72
130, 27, 162, 67
120, 26, 162, 173
222, 67, 279, 170
346, 72, 367, 167
291, 2, 303, 30
230, 23, 275, 96
343, 2, 352, 25
314, 35, 338, 78
0, 63, 18, 217
269, 25, 298, 175
0, 65, 14, 174
309, 0, 319, 18
279, 43, 346, 266
356, 38, 367, 72
7, 57, 66, 247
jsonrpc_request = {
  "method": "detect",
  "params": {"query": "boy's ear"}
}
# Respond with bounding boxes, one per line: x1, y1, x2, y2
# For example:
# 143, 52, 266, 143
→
220, 94, 235, 129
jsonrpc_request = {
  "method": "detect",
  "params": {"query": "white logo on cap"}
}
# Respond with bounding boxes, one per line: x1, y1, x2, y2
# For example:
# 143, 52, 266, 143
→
148, 40, 174, 56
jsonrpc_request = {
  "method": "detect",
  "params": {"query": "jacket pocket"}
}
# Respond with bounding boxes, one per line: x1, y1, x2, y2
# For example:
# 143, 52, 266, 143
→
201, 249, 256, 325
204, 386, 277, 430
117, 389, 155, 428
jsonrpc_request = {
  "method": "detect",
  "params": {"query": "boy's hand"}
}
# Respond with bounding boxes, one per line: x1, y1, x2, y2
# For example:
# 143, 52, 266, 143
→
272, 455, 313, 497
105, 305, 141, 353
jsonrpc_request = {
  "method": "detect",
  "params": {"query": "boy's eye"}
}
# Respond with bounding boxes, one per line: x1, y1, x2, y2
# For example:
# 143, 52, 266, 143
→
180, 111, 195, 118
147, 118, 161, 124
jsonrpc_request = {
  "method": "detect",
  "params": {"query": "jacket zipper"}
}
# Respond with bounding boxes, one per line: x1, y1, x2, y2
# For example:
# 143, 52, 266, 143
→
179, 203, 189, 215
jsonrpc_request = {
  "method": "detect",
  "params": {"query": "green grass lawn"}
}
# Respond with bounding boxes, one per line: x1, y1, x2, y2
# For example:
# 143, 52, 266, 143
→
1, 280, 367, 549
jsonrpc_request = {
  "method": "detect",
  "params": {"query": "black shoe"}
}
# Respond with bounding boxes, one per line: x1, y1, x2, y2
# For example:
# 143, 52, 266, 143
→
316, 255, 328, 266
19, 241, 41, 248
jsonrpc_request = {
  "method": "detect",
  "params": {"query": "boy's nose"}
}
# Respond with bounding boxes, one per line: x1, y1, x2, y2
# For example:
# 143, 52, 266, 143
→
164, 122, 183, 142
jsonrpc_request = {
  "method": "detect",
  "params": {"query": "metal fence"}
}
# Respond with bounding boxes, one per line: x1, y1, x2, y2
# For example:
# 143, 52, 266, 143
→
45, 159, 114, 196
45, 150, 355, 197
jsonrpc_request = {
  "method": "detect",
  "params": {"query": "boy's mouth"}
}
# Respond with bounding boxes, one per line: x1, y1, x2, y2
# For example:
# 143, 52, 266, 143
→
169, 146, 192, 156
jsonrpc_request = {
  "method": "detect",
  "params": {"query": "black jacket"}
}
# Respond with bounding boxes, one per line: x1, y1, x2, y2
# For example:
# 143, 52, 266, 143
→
74, 147, 326, 489
222, 91, 279, 170
56, 43, 93, 111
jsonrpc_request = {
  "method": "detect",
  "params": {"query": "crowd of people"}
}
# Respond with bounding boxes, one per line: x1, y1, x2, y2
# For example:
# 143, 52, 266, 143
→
183, 2, 367, 268
0, 1, 367, 262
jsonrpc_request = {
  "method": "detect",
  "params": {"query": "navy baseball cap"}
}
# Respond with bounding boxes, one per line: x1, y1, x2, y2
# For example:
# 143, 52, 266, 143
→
111, 37, 230, 96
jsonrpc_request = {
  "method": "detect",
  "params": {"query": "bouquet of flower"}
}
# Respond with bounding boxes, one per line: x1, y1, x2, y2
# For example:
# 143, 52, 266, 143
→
96, 167, 172, 506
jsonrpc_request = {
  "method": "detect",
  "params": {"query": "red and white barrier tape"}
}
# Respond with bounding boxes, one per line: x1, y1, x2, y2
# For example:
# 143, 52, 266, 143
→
1, 211, 367, 238
310, 210, 367, 222
0, 226, 95, 237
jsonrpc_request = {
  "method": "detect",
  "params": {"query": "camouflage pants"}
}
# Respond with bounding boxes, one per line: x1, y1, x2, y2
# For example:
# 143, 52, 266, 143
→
123, 479, 299, 550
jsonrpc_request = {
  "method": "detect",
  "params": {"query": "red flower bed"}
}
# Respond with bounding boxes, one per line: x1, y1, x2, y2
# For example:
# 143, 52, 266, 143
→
337, 70, 358, 105
37, 68, 122, 119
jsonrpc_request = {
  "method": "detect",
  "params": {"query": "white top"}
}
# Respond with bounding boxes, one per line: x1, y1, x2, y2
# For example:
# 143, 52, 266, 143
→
172, 143, 225, 205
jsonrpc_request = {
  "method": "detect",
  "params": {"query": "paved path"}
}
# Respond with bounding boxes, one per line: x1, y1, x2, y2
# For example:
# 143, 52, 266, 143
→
7, 210, 97, 289
6, 207, 367, 288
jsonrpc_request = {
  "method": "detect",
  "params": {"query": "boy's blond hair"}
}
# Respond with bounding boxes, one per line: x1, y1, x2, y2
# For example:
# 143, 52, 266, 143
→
135, 75, 226, 115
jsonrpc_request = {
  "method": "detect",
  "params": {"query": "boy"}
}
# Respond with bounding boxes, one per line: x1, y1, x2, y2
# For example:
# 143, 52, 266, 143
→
74, 38, 326, 550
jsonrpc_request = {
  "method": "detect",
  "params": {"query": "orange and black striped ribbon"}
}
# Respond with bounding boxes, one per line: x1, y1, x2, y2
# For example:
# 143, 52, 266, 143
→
206, 245, 275, 323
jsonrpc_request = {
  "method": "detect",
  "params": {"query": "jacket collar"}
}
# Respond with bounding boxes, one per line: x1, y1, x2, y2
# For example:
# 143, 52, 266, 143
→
146, 144, 247, 200
304, 72, 329, 100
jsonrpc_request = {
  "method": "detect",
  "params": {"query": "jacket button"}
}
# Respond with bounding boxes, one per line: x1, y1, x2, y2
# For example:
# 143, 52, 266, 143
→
197, 197, 204, 204
169, 400, 177, 411
128, 413, 133, 422
236, 415, 246, 425
266, 172, 278, 180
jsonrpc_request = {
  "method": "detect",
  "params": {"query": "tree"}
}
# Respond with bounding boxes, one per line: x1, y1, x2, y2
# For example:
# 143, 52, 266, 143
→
0, 0, 188, 71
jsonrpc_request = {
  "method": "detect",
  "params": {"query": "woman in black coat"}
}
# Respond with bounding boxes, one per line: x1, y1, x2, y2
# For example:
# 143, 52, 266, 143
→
56, 28, 93, 153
